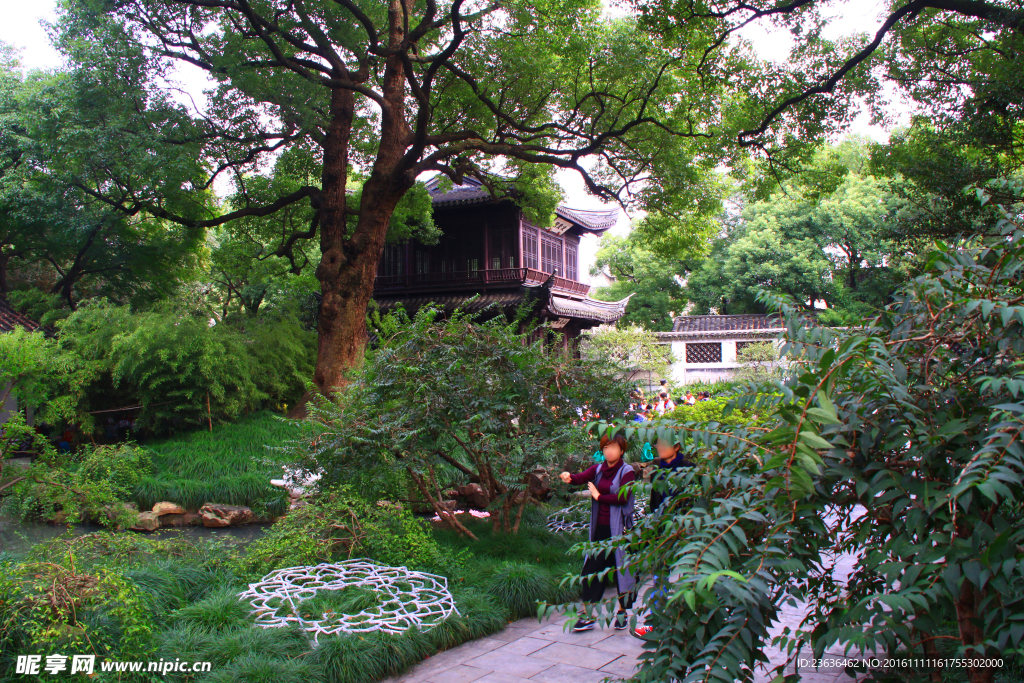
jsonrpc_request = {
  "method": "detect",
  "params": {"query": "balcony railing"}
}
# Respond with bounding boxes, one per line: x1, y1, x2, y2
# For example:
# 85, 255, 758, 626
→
374, 267, 591, 296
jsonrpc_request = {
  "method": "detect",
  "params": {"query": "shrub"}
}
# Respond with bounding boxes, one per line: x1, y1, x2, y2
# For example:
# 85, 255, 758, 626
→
51, 300, 315, 435
237, 488, 455, 577
0, 557, 155, 666
173, 587, 253, 632
295, 306, 624, 537
1, 441, 151, 526
483, 560, 555, 619
660, 395, 773, 428
569, 187, 1024, 683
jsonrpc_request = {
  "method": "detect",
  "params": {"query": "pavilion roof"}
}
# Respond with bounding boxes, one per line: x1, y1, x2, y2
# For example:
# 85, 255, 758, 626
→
0, 298, 41, 333
424, 176, 617, 234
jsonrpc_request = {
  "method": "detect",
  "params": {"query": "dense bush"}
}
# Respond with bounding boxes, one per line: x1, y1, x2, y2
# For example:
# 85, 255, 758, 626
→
661, 394, 774, 428
0, 440, 151, 526
236, 487, 460, 576
50, 299, 315, 434
295, 306, 624, 537
563, 187, 1024, 683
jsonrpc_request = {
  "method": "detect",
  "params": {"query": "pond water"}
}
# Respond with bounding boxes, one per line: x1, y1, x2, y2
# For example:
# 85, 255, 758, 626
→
0, 515, 269, 556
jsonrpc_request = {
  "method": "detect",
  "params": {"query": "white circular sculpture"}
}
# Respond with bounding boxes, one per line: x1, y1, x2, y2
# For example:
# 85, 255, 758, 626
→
546, 500, 649, 534
238, 560, 458, 643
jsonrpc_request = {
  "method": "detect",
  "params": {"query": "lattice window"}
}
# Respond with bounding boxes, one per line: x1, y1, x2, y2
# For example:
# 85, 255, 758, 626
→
379, 243, 405, 277
541, 234, 563, 275
736, 341, 759, 355
686, 342, 722, 363
523, 227, 538, 270
565, 243, 578, 281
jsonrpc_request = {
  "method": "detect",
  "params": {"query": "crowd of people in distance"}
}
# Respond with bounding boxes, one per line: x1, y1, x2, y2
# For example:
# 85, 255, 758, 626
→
626, 379, 712, 421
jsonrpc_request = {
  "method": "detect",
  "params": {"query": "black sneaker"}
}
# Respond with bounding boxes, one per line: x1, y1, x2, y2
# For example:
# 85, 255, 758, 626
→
613, 612, 628, 630
572, 619, 596, 632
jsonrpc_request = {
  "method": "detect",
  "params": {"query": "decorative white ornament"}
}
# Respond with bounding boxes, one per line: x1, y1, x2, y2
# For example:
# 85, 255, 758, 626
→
238, 560, 458, 643
546, 500, 649, 534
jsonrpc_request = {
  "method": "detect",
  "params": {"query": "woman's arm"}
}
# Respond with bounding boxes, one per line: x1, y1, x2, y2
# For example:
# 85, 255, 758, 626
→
595, 468, 636, 504
568, 463, 600, 485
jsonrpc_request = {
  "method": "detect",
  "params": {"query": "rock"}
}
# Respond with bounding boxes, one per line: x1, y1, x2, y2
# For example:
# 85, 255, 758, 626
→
50, 511, 69, 525
159, 513, 186, 527
152, 501, 186, 516
457, 483, 490, 509
198, 503, 255, 528
183, 511, 203, 526
287, 488, 303, 499
269, 479, 287, 488
104, 502, 138, 524
439, 499, 458, 512
131, 511, 160, 532
524, 471, 551, 501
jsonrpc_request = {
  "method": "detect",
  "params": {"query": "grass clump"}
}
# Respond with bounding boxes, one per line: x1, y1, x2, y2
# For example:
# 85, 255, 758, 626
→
131, 411, 298, 516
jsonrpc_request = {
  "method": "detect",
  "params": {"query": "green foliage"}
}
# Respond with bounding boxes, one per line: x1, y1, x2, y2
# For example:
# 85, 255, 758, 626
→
482, 560, 556, 619
298, 306, 624, 535
0, 543, 157, 675
660, 395, 773, 429
237, 488, 454, 577
734, 341, 785, 384
580, 325, 672, 379
1, 441, 151, 527
52, 300, 315, 434
591, 232, 688, 331
131, 412, 301, 516
688, 139, 906, 318
563, 185, 1024, 683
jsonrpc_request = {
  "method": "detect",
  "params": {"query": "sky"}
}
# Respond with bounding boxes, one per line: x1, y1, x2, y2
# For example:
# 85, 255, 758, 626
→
1, 0, 913, 284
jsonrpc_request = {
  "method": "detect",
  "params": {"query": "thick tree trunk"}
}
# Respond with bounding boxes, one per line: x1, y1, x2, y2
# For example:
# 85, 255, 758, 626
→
310, 55, 414, 399
299, 2, 415, 410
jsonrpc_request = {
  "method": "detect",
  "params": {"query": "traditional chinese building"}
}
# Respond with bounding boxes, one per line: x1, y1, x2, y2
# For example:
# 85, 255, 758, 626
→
657, 314, 785, 384
372, 177, 630, 348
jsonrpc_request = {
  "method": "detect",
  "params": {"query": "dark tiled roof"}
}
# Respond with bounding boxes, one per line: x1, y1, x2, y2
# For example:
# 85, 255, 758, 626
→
671, 314, 783, 333
0, 298, 41, 333
549, 294, 630, 324
555, 206, 618, 233
374, 289, 630, 325
425, 176, 495, 206
425, 176, 617, 234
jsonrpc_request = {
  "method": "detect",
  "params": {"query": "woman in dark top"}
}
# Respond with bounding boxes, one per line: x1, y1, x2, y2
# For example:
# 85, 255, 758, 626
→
559, 433, 637, 632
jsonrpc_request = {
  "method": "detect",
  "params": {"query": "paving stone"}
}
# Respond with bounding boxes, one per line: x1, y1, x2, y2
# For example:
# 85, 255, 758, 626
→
529, 623, 613, 646
492, 637, 551, 656
530, 641, 621, 670
530, 662, 620, 683
469, 674, 536, 683
598, 656, 639, 678
462, 651, 554, 678
588, 633, 645, 657
423, 664, 489, 683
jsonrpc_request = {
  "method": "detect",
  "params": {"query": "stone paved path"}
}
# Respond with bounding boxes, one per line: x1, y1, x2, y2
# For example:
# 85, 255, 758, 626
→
385, 550, 868, 683
382, 612, 643, 683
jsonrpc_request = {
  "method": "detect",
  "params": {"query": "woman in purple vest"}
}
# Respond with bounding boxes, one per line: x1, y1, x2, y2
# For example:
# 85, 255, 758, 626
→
559, 433, 637, 632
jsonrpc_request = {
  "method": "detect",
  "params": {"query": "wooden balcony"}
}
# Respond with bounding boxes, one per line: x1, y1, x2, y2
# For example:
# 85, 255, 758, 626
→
374, 267, 591, 297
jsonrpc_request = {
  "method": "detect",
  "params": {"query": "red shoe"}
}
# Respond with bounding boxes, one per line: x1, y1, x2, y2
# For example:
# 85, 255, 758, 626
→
631, 625, 653, 640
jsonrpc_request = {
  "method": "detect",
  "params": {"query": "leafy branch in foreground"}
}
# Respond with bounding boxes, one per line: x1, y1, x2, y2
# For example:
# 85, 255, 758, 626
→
550, 181, 1024, 683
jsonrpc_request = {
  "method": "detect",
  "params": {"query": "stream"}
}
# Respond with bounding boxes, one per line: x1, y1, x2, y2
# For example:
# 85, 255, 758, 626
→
0, 515, 269, 556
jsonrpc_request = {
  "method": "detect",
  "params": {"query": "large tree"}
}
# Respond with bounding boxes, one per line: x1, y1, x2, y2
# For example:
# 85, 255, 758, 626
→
591, 232, 689, 331
0, 50, 205, 308
46, 0, 742, 398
